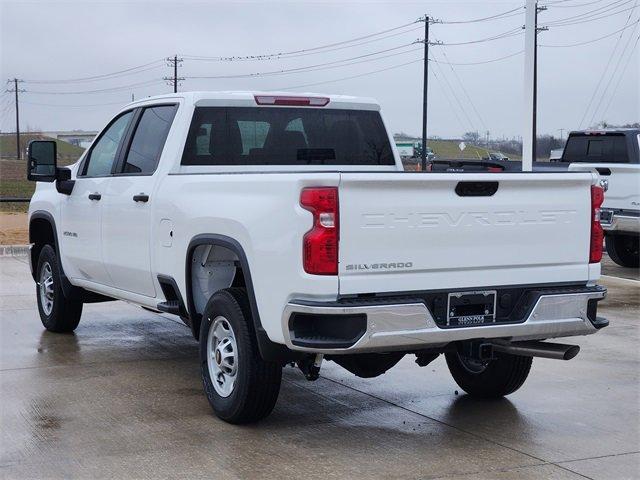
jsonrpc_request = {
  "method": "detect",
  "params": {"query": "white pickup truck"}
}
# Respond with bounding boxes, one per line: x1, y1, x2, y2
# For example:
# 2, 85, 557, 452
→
28, 91, 607, 424
561, 129, 640, 268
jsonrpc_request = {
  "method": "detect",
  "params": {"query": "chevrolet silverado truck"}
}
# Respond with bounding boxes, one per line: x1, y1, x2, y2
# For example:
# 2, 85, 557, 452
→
561, 129, 640, 268
27, 92, 607, 424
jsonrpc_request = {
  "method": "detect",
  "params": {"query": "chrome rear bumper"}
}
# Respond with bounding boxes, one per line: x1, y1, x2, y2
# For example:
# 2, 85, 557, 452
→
283, 287, 607, 354
601, 209, 640, 234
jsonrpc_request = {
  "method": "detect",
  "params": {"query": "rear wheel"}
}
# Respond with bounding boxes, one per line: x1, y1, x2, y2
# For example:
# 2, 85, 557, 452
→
199, 288, 282, 424
36, 245, 83, 333
605, 234, 639, 268
445, 349, 532, 398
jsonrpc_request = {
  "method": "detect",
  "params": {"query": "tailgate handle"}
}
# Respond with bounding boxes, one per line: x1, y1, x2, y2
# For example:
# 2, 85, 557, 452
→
595, 168, 611, 176
455, 181, 499, 197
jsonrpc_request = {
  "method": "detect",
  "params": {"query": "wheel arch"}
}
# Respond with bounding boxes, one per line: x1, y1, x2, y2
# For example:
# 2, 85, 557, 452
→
28, 210, 114, 304
185, 234, 294, 363
29, 211, 59, 282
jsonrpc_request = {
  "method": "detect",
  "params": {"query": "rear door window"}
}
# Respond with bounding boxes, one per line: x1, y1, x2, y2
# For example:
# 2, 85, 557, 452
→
121, 105, 178, 174
181, 107, 394, 166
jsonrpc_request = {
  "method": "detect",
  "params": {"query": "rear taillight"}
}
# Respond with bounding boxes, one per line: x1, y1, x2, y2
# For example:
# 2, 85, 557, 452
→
300, 187, 339, 275
590, 185, 605, 263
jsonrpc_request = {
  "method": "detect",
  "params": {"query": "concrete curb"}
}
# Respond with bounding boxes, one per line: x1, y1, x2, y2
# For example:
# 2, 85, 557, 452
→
0, 245, 30, 257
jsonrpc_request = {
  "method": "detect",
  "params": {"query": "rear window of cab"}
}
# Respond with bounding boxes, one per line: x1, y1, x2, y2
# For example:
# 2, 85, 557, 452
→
562, 133, 633, 164
181, 107, 394, 166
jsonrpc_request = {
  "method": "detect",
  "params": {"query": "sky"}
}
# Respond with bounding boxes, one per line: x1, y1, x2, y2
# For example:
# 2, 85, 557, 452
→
0, 0, 638, 139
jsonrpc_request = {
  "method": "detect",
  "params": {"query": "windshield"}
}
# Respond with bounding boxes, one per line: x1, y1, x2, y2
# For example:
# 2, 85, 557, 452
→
182, 107, 394, 166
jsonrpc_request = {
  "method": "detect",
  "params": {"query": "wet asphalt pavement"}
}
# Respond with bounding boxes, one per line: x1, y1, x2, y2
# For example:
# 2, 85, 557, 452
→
0, 255, 638, 480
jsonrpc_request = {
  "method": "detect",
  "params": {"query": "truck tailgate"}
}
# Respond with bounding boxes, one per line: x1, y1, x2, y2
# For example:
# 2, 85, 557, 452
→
338, 172, 594, 295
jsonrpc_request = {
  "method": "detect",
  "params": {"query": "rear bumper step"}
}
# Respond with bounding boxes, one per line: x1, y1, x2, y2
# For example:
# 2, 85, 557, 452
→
282, 286, 607, 354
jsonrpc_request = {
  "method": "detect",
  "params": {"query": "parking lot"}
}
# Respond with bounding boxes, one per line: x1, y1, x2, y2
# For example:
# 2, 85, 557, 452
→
0, 254, 638, 479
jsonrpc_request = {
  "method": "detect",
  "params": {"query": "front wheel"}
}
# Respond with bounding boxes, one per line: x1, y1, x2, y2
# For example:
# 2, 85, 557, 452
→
199, 288, 282, 424
605, 234, 639, 268
36, 245, 83, 333
445, 349, 532, 398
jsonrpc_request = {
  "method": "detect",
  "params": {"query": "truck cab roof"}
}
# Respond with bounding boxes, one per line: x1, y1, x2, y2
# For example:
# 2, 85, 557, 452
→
568, 128, 640, 136
123, 91, 382, 111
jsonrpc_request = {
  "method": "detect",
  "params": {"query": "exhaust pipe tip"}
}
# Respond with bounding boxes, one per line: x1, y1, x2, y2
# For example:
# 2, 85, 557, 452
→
563, 345, 580, 361
491, 340, 581, 361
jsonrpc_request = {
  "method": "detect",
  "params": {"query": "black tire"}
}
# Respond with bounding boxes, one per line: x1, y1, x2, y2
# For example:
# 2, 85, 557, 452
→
605, 234, 639, 268
36, 244, 83, 333
199, 288, 282, 424
445, 350, 532, 398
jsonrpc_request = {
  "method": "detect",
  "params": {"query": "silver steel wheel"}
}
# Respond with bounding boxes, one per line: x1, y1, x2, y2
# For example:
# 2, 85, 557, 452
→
39, 262, 54, 316
207, 316, 238, 398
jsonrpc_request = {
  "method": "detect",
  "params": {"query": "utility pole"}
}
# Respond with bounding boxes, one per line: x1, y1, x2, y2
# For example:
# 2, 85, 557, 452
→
421, 15, 430, 171
164, 55, 184, 93
415, 16, 441, 170
558, 128, 565, 140
522, 0, 547, 171
6, 78, 25, 160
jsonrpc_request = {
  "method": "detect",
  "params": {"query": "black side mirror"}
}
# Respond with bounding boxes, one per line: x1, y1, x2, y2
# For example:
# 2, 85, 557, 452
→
27, 140, 57, 182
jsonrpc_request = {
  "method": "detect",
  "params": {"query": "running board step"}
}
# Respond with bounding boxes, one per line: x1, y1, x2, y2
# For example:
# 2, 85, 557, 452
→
157, 300, 182, 316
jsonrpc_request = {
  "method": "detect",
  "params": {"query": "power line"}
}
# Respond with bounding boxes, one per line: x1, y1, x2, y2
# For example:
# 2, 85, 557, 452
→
588, 18, 639, 125
540, 17, 639, 44
600, 33, 640, 118
546, 6, 637, 27
26, 79, 165, 95
0, 98, 14, 116
542, 0, 607, 7
189, 42, 526, 85
439, 6, 524, 24
430, 52, 476, 132
183, 20, 420, 62
185, 25, 423, 64
431, 69, 467, 131
276, 57, 423, 91
544, 0, 630, 22
185, 43, 419, 80
21, 100, 128, 108
22, 59, 165, 84
434, 27, 524, 46
430, 50, 524, 65
578, 2, 637, 127
438, 49, 488, 132
543, 1, 638, 26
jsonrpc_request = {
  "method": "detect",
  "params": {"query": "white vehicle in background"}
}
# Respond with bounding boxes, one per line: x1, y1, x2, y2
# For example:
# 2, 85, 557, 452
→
562, 129, 640, 268
549, 148, 563, 162
27, 91, 608, 424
